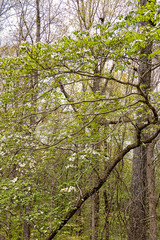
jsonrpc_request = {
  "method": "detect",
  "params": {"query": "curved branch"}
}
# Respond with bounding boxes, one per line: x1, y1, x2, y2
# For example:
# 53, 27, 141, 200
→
45, 127, 160, 240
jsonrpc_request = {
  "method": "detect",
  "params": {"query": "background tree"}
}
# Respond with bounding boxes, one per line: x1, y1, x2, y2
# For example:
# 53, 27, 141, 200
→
0, 1, 160, 240
129, 1, 159, 239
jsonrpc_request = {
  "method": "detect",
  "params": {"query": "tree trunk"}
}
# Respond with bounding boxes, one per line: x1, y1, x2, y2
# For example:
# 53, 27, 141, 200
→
129, 145, 148, 240
36, 0, 40, 42
103, 190, 109, 240
128, 1, 153, 239
24, 2, 40, 238
147, 142, 158, 240
23, 203, 31, 240
91, 192, 99, 240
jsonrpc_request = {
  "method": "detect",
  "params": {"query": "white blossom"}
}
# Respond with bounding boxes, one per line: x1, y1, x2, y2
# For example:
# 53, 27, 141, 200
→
29, 160, 36, 168
19, 162, 26, 167
92, 150, 101, 156
65, 164, 75, 169
80, 155, 86, 160
0, 151, 5, 156
68, 153, 76, 162
61, 186, 76, 192
11, 177, 18, 183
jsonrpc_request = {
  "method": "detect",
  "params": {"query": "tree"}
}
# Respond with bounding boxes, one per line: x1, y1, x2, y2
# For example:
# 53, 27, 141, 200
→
147, 140, 158, 240
128, 1, 159, 239
0, 1, 160, 239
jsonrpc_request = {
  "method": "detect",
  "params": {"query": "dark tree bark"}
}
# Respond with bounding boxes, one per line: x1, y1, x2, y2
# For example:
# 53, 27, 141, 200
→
103, 190, 110, 240
91, 192, 99, 240
36, 0, 40, 42
23, 203, 31, 240
129, 145, 148, 240
147, 142, 158, 240
128, 1, 153, 239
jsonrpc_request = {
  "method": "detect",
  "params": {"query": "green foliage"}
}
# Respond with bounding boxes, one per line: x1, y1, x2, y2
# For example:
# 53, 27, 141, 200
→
0, 1, 160, 239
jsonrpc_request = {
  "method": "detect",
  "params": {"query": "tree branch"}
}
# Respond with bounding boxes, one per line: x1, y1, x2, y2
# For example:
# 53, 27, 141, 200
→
45, 127, 160, 240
